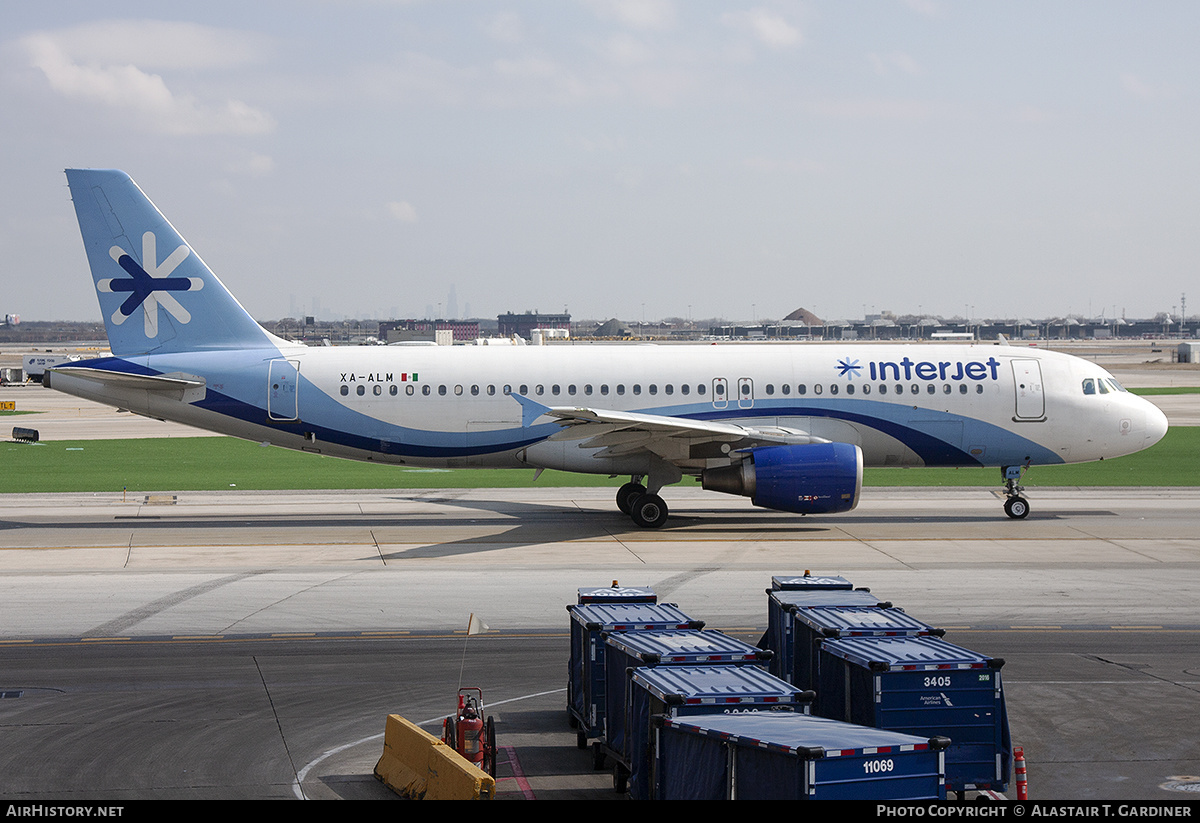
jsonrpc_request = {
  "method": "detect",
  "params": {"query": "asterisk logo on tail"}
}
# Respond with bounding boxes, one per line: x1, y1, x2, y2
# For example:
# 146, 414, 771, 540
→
98, 231, 203, 337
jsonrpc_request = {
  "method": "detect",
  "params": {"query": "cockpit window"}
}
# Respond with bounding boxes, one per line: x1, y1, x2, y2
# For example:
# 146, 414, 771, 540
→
1082, 379, 1096, 395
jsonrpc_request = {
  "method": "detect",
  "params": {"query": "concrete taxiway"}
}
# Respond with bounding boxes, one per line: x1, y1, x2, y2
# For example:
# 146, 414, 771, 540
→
1, 485, 1199, 800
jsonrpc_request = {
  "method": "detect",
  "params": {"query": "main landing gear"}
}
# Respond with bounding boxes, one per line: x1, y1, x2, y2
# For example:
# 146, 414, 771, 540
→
616, 477, 669, 529
1002, 465, 1030, 519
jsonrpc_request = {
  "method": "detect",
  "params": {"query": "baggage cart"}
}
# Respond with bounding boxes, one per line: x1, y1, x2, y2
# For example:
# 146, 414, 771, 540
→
815, 634, 1012, 794
624, 664, 812, 798
650, 711, 949, 800
566, 601, 702, 763
788, 604, 942, 692
600, 629, 774, 791
764, 587, 890, 683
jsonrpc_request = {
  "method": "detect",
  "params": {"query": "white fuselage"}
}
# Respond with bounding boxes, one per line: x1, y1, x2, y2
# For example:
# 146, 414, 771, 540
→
50, 340, 1168, 477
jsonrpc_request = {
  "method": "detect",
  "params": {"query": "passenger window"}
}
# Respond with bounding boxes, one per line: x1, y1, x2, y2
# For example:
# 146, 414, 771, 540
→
926, 385, 935, 395
568, 385, 577, 395
633, 384, 641, 395
797, 384, 806, 395
862, 384, 871, 395
697, 384, 706, 396
373, 385, 382, 396
357, 385, 366, 396
423, 385, 431, 396
814, 384, 822, 395
584, 385, 593, 395
765, 384, 775, 396
617, 385, 625, 396
601, 384, 609, 395
845, 384, 854, 396
340, 385, 349, 396
390, 385, 398, 396
407, 385, 415, 396
648, 384, 657, 395
976, 385, 983, 394
681, 384, 690, 395
519, 384, 528, 395
439, 385, 447, 396
830, 384, 838, 395
780, 384, 789, 396
879, 384, 887, 395
551, 385, 560, 396
959, 384, 967, 395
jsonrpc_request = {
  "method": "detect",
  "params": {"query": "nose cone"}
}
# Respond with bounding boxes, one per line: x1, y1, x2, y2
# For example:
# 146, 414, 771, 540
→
1144, 398, 1170, 448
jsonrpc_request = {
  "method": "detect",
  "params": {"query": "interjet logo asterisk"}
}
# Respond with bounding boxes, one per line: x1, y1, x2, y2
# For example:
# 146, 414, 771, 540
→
836, 358, 862, 380
97, 231, 203, 337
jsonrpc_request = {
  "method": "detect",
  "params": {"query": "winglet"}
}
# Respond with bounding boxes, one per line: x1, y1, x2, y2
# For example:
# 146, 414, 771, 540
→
511, 393, 551, 427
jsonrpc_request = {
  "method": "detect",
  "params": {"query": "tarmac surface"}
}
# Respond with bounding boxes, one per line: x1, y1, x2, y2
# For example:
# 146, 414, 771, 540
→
0, 345, 1198, 801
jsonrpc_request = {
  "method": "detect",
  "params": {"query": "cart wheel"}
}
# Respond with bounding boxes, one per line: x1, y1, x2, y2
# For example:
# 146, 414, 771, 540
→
485, 716, 497, 778
612, 763, 628, 794
576, 730, 588, 750
592, 742, 606, 771
443, 716, 456, 751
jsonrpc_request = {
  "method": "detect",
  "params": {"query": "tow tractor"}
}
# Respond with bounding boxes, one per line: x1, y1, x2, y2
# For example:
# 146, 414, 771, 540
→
441, 687, 497, 778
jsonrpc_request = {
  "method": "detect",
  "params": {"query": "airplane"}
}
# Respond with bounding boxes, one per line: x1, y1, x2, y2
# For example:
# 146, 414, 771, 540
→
47, 169, 1170, 528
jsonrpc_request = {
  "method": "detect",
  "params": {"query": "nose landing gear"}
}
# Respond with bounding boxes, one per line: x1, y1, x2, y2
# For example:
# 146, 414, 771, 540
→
1002, 465, 1030, 519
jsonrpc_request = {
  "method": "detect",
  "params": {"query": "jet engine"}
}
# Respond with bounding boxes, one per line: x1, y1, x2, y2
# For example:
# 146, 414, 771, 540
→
701, 442, 863, 515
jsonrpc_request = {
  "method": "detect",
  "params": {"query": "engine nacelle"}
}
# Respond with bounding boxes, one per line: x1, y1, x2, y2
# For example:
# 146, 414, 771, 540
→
701, 442, 863, 515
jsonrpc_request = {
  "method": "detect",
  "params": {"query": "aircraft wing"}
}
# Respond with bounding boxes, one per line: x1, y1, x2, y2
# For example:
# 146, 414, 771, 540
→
512, 394, 821, 462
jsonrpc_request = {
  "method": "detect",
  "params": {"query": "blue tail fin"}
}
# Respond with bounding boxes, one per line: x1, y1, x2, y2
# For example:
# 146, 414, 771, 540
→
65, 169, 280, 357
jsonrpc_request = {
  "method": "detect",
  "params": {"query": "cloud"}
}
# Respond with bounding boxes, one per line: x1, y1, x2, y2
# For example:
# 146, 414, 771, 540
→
722, 9, 803, 49
1119, 72, 1174, 101
18, 20, 274, 136
587, 0, 678, 32
868, 51, 923, 78
387, 201, 418, 223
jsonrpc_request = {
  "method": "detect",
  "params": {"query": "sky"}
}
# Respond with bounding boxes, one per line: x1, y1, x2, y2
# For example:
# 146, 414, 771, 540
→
3, 1, 1199, 325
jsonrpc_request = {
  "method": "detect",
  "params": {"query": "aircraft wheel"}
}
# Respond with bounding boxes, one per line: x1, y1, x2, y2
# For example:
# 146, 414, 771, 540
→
616, 482, 646, 514
1004, 496, 1030, 519
630, 494, 668, 528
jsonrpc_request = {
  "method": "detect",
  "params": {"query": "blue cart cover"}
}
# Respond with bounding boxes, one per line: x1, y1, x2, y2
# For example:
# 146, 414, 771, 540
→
788, 605, 943, 691
627, 664, 811, 800
603, 630, 772, 766
577, 584, 656, 604
816, 635, 1012, 793
764, 588, 891, 682
771, 573, 855, 591
653, 712, 948, 800
567, 602, 702, 742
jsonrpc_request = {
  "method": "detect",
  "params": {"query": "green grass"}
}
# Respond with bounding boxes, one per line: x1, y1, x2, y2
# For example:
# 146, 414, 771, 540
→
1129, 386, 1200, 395
3, 428, 1199, 493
